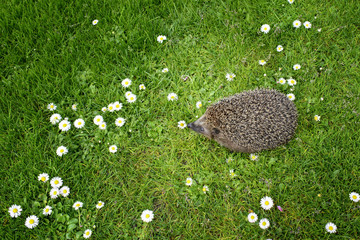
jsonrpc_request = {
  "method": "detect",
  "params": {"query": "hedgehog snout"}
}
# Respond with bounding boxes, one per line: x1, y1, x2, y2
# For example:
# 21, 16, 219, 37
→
187, 122, 194, 129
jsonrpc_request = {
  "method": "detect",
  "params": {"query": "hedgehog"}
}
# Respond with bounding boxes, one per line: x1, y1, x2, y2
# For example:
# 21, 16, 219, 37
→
187, 89, 298, 153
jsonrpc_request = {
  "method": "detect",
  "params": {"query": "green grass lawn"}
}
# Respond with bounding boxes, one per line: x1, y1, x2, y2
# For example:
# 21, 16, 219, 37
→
1, 0, 360, 239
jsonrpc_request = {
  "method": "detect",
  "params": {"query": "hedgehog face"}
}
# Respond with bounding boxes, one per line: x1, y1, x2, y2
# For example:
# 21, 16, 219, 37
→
187, 115, 220, 140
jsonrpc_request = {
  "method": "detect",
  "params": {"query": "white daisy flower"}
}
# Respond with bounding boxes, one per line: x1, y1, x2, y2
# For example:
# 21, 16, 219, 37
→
196, 101, 202, 109
288, 0, 294, 4
108, 103, 115, 112
43, 206, 52, 216
50, 188, 60, 199
127, 94, 137, 103
293, 64, 301, 70
287, 78, 297, 86
139, 84, 146, 90
96, 201, 105, 209
314, 115, 321, 121
74, 119, 85, 129
178, 120, 186, 129
276, 45, 283, 52
293, 20, 301, 28
230, 169, 236, 177
325, 222, 337, 233
278, 78, 286, 85
125, 91, 133, 98
115, 117, 125, 127
318, 28, 322, 32
162, 68, 169, 73
304, 21, 312, 29
25, 215, 39, 229
260, 196, 274, 210
349, 192, 360, 202
185, 177, 193, 186
287, 93, 295, 101
99, 122, 107, 130
60, 186, 70, 197
73, 201, 83, 210
114, 101, 123, 111
50, 177, 63, 188
50, 114, 62, 124
38, 173, 49, 183
248, 213, 258, 223
141, 210, 154, 222
83, 229, 92, 238
202, 185, 209, 194
121, 78, 132, 88
101, 107, 107, 112
167, 93, 178, 101
59, 119, 71, 131
92, 19, 98, 25
259, 60, 266, 65
8, 205, 22, 218
259, 218, 270, 229
56, 146, 68, 157
47, 103, 57, 111
250, 154, 258, 161
71, 104, 77, 111
93, 115, 104, 125
226, 73, 236, 81
260, 24, 271, 34
157, 35, 167, 43
109, 145, 117, 153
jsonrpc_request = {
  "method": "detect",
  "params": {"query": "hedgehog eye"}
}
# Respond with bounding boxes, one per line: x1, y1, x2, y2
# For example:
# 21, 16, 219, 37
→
200, 127, 204, 132
213, 128, 220, 134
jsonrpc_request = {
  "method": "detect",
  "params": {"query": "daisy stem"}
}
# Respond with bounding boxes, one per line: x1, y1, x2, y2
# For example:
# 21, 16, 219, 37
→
78, 209, 81, 227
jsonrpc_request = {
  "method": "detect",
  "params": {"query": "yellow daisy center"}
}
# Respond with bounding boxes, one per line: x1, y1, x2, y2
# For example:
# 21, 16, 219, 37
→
101, 124, 105, 127
45, 208, 49, 212
125, 81, 129, 85
180, 123, 184, 126
86, 232, 90, 235
63, 189, 67, 193
97, 119, 101, 122
186, 180, 191, 184
63, 124, 67, 127
160, 37, 163, 40
251, 215, 254, 219
264, 27, 267, 31
109, 106, 113, 110
145, 214, 150, 218
231, 172, 235, 176
262, 222, 266, 226
291, 80, 295, 84
171, 96, 175, 99
118, 120, 122, 123
50, 105, 53, 108
199, 104, 202, 107
54, 180, 59, 184
315, 116, 318, 121
76, 204, 80, 207
203, 188, 206, 192
353, 195, 357, 199
112, 147, 115, 150
289, 96, 293, 99
41, 177, 46, 181
329, 226, 333, 230
98, 203, 102, 206
29, 219, 34, 224
116, 104, 119, 108
60, 149, 64, 153
78, 122, 82, 125
53, 191, 57, 195
13, 208, 18, 213
265, 201, 269, 205
130, 97, 134, 100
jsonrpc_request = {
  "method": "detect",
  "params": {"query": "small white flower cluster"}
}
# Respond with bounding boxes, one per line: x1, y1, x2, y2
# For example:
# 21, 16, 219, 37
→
293, 20, 312, 29
226, 73, 236, 81
277, 77, 297, 86
157, 35, 167, 43
247, 196, 274, 230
